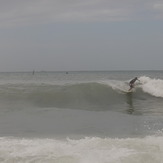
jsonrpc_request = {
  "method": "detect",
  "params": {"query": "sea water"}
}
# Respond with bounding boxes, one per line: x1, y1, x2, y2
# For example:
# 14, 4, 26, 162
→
0, 71, 163, 162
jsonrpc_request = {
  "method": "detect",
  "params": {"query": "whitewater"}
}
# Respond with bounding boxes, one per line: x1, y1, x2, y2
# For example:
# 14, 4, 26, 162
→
1, 136, 163, 163
0, 71, 163, 163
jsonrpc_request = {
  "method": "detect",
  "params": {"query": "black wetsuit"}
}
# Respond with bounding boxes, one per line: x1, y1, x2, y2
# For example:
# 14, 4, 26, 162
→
129, 78, 138, 88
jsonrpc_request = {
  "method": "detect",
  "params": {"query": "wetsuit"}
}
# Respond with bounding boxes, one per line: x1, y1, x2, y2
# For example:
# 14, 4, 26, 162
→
129, 77, 138, 89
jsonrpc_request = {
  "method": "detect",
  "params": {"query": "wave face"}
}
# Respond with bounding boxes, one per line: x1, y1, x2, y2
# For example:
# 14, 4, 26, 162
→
0, 136, 163, 163
0, 76, 163, 113
0, 82, 120, 110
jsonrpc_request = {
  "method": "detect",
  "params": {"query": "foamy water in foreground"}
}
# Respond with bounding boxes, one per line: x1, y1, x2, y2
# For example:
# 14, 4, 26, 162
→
0, 136, 163, 163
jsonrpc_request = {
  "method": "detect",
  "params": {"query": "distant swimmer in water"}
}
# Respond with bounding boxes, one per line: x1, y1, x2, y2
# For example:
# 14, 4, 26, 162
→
129, 77, 140, 91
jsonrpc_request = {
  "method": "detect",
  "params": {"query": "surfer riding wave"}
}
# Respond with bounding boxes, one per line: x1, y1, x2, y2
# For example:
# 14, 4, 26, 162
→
129, 77, 140, 91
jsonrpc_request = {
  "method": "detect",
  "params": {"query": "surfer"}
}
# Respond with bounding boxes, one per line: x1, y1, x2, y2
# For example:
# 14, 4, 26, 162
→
128, 77, 140, 91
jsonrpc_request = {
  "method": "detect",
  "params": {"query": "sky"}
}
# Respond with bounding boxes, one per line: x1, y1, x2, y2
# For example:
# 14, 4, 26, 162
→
0, 0, 163, 71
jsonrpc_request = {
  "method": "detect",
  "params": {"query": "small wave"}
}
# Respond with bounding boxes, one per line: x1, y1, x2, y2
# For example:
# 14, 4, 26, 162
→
0, 136, 163, 163
0, 77, 162, 112
3, 82, 124, 110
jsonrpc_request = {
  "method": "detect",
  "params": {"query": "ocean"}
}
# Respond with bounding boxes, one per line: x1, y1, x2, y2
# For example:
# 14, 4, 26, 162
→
0, 71, 163, 163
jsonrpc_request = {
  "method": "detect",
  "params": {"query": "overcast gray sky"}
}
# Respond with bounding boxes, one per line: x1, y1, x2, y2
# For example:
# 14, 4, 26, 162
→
0, 0, 163, 71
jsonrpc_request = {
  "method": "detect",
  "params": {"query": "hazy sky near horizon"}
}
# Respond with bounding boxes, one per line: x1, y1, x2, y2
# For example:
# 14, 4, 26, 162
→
0, 0, 163, 71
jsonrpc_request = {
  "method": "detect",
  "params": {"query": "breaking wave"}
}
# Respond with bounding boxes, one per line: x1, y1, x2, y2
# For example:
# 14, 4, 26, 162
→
0, 76, 162, 110
139, 76, 163, 98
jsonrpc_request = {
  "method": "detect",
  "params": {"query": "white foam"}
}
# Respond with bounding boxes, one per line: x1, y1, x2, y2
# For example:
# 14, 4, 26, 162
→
99, 80, 129, 92
139, 76, 163, 97
0, 136, 163, 163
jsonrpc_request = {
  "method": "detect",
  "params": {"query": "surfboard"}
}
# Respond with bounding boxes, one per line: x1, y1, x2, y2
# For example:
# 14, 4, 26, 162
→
121, 89, 133, 93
